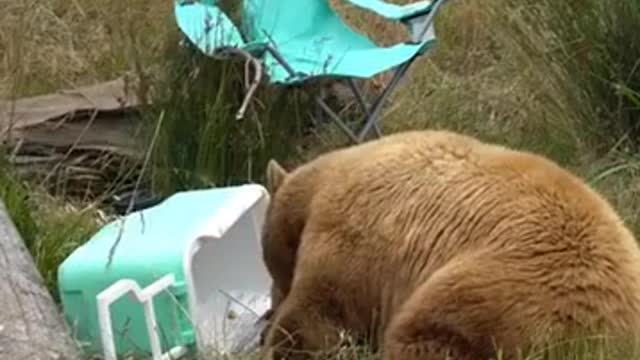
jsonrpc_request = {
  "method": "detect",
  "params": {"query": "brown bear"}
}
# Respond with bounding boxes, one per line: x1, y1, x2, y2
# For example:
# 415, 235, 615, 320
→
258, 129, 640, 360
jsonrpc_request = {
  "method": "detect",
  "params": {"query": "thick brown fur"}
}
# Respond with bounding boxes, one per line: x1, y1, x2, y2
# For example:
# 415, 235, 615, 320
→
258, 130, 640, 360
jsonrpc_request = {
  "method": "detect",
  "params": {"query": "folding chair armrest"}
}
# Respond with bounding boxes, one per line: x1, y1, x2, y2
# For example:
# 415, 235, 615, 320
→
240, 41, 270, 57
343, 0, 435, 22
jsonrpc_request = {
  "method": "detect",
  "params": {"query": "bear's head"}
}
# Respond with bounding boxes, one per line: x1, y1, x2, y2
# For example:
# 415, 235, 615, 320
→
262, 159, 292, 304
260, 158, 315, 304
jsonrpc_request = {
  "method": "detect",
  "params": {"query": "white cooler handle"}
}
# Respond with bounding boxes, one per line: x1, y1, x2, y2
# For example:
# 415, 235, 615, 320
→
96, 274, 188, 360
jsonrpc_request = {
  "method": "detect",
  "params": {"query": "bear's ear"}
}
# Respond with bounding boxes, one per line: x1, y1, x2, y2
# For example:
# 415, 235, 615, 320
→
266, 159, 288, 194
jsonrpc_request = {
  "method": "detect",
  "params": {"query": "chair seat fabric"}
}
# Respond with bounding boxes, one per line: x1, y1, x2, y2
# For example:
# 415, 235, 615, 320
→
174, 0, 436, 84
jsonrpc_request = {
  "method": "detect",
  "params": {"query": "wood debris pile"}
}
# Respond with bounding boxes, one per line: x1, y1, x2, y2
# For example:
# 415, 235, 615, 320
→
0, 78, 147, 203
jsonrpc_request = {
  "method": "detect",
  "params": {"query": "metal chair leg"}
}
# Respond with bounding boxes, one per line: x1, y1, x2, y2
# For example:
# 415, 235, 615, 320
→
314, 96, 359, 143
263, 44, 418, 145
355, 60, 414, 142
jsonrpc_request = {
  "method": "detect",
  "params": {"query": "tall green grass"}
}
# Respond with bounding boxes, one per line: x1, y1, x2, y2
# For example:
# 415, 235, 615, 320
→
143, 36, 317, 196
0, 156, 103, 301
514, 0, 640, 155
379, 0, 640, 162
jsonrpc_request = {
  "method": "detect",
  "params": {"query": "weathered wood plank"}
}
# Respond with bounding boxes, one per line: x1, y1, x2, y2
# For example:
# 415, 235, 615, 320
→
0, 199, 81, 360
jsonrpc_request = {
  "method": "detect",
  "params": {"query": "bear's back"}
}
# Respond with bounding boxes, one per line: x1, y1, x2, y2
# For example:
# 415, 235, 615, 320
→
301, 130, 627, 254
294, 130, 640, 309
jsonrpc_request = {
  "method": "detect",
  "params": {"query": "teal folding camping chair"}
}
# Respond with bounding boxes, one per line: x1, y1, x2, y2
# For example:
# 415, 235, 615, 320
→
174, 0, 448, 143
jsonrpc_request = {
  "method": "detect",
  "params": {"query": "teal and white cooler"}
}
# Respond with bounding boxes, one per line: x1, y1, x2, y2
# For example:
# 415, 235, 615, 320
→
57, 184, 273, 360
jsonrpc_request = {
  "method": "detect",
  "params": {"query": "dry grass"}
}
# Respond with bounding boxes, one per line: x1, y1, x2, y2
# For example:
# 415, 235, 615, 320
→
3, 0, 640, 359
0, 0, 172, 99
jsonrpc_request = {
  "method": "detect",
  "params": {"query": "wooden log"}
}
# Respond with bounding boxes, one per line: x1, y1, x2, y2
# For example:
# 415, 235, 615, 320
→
0, 199, 81, 360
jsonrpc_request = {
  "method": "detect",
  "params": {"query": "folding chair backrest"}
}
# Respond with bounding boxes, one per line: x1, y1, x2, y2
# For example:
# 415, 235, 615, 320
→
242, 0, 341, 45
